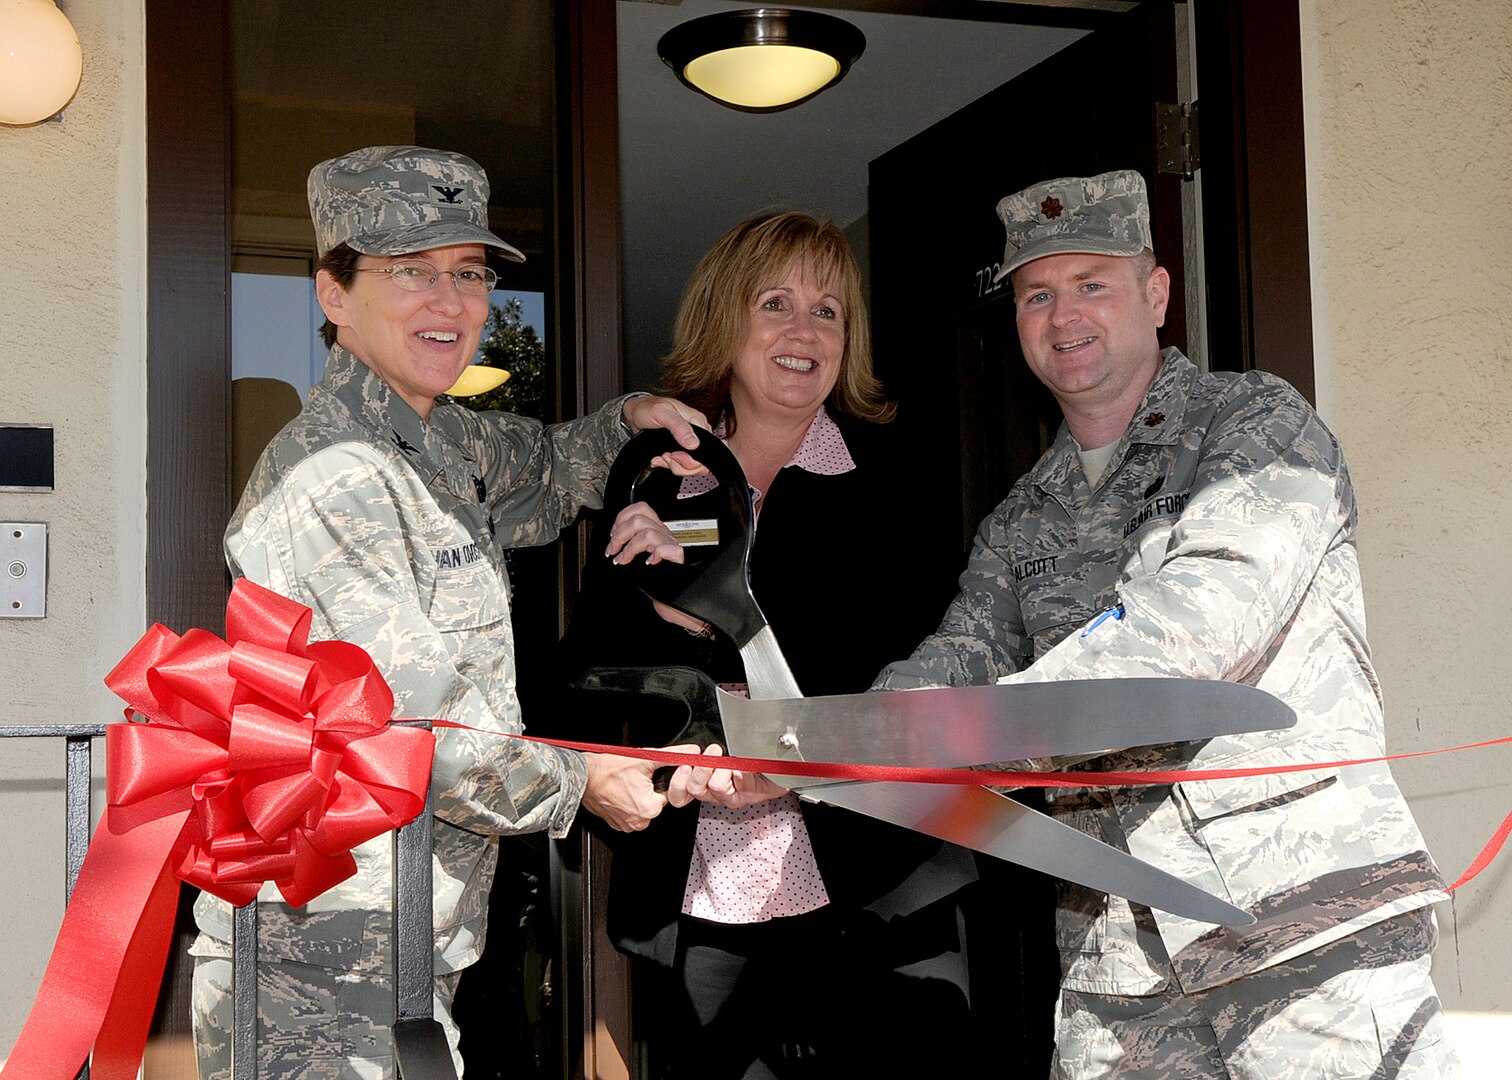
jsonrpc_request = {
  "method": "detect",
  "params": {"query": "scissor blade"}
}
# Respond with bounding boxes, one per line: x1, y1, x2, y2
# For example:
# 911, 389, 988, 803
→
812, 782, 1253, 926
718, 678, 1293, 783
737, 629, 802, 700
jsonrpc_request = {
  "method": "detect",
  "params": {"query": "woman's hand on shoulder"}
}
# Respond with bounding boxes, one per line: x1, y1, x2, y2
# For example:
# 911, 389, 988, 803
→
622, 395, 710, 476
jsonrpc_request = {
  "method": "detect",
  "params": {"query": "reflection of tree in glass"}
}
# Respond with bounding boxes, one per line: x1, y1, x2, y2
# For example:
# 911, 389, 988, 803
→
462, 298, 548, 422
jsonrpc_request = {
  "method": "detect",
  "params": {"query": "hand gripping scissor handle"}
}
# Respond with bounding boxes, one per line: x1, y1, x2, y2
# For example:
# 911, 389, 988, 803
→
568, 666, 725, 790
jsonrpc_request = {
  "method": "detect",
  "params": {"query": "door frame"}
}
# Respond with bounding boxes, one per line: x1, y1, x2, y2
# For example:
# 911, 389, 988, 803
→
143, 0, 232, 1045
552, 8, 635, 1078
146, 0, 232, 637
1195, 0, 1315, 400
143, 0, 1315, 1070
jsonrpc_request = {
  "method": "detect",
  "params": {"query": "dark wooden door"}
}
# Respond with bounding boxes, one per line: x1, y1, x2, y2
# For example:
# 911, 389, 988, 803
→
866, 5, 1181, 1072
870, 3, 1183, 551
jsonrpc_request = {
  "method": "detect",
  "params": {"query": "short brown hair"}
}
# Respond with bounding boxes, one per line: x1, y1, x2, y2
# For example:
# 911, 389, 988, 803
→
315, 243, 362, 349
660, 211, 893, 434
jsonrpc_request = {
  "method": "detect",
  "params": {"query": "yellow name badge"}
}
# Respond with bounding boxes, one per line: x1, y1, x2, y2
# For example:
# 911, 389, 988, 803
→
665, 518, 720, 547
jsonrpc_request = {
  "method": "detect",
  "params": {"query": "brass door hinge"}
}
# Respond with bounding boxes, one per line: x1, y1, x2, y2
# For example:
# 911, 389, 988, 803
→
1155, 100, 1200, 181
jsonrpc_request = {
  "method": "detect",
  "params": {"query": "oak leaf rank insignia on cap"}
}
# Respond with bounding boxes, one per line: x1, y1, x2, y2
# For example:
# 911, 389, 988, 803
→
995, 168, 1151, 282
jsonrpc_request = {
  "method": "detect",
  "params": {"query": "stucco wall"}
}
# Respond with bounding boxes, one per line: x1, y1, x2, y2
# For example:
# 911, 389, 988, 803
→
0, 0, 147, 1052
1299, 0, 1512, 1027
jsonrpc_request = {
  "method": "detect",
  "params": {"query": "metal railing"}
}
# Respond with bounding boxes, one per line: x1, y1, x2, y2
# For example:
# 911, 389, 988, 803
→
3, 723, 454, 1080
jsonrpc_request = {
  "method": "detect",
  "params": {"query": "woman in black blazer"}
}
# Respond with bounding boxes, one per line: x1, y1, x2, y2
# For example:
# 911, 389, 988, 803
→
559, 211, 984, 1079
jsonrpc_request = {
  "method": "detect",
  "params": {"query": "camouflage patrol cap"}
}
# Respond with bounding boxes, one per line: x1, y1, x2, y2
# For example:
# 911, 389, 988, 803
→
993, 169, 1150, 281
307, 145, 525, 262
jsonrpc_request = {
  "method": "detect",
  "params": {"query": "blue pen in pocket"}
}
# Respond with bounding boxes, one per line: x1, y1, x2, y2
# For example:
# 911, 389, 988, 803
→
1081, 604, 1125, 638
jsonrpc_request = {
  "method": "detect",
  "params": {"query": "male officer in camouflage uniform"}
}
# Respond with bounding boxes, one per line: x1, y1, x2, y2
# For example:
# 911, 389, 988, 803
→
875, 170, 1462, 1077
190, 145, 707, 1080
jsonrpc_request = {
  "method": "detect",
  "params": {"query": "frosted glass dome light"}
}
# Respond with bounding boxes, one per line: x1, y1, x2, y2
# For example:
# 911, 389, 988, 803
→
658, 8, 864, 114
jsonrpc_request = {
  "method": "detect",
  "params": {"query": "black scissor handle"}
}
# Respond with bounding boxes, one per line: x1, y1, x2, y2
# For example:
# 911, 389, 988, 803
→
602, 428, 770, 647
570, 665, 725, 790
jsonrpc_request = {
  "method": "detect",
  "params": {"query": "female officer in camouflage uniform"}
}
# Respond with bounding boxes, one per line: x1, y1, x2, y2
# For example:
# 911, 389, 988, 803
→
191, 145, 706, 1080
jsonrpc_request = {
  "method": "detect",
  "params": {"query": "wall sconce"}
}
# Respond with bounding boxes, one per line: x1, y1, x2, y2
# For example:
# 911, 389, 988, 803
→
657, 7, 865, 113
0, 0, 83, 125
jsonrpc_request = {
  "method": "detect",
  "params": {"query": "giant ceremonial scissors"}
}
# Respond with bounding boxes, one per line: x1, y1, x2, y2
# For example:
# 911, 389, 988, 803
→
592, 429, 1296, 927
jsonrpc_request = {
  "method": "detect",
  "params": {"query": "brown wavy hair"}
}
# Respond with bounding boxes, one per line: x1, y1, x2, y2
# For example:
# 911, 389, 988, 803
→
659, 211, 894, 435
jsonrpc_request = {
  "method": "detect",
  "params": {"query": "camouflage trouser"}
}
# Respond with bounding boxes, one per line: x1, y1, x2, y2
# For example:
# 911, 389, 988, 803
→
1050, 909, 1463, 1079
191, 952, 465, 1080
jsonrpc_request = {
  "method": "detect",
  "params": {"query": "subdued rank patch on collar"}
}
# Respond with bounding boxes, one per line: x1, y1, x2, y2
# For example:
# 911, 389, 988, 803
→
1143, 412, 1166, 427
391, 428, 421, 456
1041, 195, 1064, 219
431, 184, 466, 205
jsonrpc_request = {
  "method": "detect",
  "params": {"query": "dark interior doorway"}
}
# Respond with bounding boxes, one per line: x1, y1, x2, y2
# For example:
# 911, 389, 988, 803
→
870, 2, 1185, 549
867, 8, 1182, 1068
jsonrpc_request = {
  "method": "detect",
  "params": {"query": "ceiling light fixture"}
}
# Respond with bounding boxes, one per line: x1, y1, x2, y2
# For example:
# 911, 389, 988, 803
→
657, 7, 865, 113
0, 0, 82, 125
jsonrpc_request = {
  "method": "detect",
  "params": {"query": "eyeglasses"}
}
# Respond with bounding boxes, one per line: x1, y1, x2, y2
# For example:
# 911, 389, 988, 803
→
354, 260, 498, 296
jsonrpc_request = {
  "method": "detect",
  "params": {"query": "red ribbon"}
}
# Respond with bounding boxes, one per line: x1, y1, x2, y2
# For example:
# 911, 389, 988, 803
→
7, 578, 1504, 1079
450, 725, 1512, 895
2, 579, 435, 1080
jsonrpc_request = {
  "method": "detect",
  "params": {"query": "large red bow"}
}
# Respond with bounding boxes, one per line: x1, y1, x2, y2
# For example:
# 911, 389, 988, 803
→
2, 579, 435, 1080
